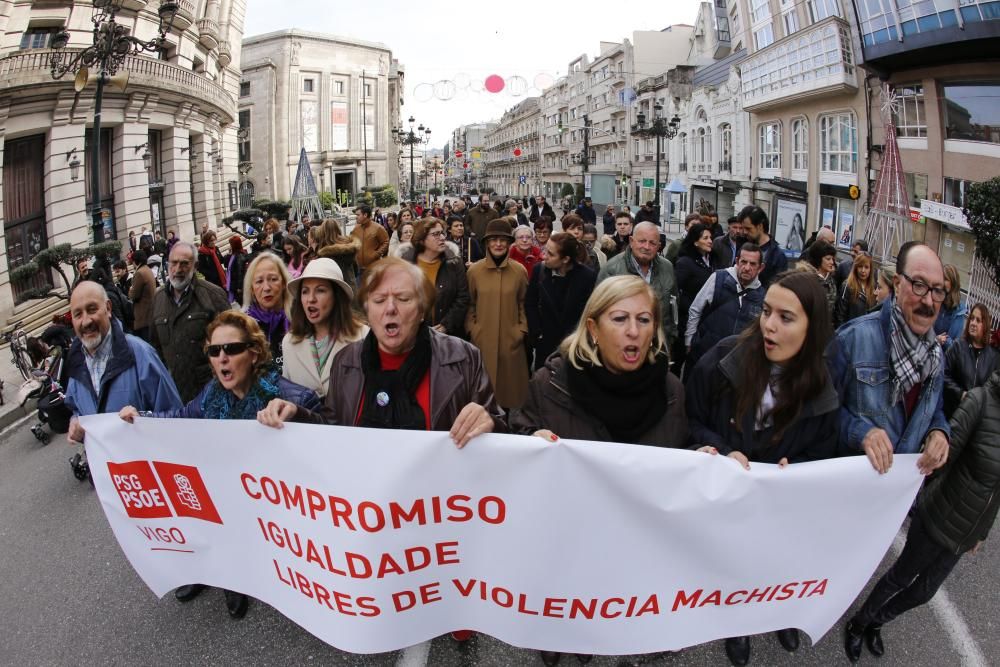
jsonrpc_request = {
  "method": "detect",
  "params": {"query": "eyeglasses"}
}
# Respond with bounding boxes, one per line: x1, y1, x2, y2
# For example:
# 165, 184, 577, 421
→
206, 342, 251, 357
427, 230, 446, 238
899, 272, 947, 302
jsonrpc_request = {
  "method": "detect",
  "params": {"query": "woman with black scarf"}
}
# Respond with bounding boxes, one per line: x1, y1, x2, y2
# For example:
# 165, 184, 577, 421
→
512, 275, 686, 666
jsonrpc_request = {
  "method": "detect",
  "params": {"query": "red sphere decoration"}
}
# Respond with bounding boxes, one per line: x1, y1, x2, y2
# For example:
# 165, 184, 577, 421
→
484, 74, 505, 93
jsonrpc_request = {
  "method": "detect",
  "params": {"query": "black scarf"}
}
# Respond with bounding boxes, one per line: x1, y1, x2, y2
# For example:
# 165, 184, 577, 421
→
358, 325, 432, 430
565, 353, 670, 442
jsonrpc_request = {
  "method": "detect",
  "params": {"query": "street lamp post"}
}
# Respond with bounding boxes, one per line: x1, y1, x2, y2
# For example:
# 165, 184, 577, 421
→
391, 117, 431, 204
631, 102, 680, 222
49, 0, 179, 244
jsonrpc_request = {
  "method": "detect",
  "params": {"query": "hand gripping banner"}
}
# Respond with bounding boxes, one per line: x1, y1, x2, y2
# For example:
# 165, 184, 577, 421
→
81, 414, 923, 655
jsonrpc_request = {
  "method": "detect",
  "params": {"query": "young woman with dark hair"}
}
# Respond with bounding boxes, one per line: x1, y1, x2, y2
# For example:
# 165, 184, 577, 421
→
525, 232, 597, 370
686, 269, 839, 667
835, 253, 876, 327
805, 239, 838, 319
673, 222, 714, 375
943, 302, 999, 418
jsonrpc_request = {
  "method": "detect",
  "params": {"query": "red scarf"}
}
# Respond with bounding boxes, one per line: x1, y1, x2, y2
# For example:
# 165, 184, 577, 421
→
199, 245, 228, 290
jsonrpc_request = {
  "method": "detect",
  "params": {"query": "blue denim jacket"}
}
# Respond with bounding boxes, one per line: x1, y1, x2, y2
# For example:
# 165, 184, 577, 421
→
826, 299, 950, 455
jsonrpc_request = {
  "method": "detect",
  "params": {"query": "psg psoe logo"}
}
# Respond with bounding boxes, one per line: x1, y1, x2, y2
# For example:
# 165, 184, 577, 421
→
107, 460, 224, 524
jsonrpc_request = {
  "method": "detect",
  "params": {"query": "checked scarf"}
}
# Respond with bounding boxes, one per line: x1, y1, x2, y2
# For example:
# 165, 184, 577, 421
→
888, 302, 940, 405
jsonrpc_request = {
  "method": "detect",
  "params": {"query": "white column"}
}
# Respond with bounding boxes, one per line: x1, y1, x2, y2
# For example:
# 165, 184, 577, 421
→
162, 128, 194, 240
45, 123, 89, 250
112, 122, 154, 243
0, 99, 10, 314
189, 133, 213, 234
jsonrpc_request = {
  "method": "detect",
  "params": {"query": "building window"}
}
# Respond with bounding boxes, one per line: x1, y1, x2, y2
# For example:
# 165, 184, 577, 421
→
904, 172, 928, 208
303, 78, 314, 93
364, 82, 372, 98
751, 0, 771, 24
808, 0, 840, 23
754, 24, 775, 49
720, 124, 732, 170
792, 118, 808, 171
759, 122, 781, 170
238, 110, 251, 163
20, 28, 59, 50
894, 85, 927, 138
239, 81, 250, 97
783, 8, 799, 36
334, 80, 344, 95
943, 83, 1000, 144
742, 23, 855, 104
944, 178, 976, 208
820, 113, 858, 174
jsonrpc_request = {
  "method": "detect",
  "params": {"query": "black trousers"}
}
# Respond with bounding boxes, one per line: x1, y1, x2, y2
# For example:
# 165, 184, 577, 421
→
852, 515, 962, 628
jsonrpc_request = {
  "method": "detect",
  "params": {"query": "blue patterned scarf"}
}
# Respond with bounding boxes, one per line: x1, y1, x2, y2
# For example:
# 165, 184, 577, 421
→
200, 366, 282, 420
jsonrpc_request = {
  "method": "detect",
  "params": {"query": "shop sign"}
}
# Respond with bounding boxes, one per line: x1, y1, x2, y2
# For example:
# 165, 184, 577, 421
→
920, 200, 968, 230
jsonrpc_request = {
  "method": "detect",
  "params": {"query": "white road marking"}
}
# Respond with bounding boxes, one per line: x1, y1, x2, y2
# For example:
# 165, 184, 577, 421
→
890, 531, 987, 666
395, 640, 431, 667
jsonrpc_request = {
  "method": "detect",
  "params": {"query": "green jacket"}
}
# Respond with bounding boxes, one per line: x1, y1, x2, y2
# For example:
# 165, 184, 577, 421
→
596, 248, 678, 343
919, 371, 1000, 555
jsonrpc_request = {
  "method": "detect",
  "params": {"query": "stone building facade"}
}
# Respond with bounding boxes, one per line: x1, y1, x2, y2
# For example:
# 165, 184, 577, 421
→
483, 97, 540, 198
0, 0, 245, 311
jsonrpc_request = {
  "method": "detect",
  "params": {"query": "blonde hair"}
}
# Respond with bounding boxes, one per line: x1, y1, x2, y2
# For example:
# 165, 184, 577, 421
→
560, 275, 665, 369
242, 251, 292, 313
943, 264, 962, 310
204, 310, 272, 375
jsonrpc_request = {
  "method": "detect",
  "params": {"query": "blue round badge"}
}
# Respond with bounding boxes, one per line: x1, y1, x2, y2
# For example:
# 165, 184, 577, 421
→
376, 391, 390, 407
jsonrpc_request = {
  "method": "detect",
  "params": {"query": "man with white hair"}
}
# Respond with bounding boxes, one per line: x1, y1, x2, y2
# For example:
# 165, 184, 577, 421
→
597, 221, 679, 345
65, 281, 182, 475
150, 241, 232, 402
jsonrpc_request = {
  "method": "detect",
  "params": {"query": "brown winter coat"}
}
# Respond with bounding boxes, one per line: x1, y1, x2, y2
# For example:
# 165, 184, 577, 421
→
466, 254, 529, 409
149, 277, 233, 403
296, 329, 507, 432
128, 264, 157, 331
466, 204, 500, 241
317, 236, 361, 294
510, 353, 688, 448
349, 220, 389, 270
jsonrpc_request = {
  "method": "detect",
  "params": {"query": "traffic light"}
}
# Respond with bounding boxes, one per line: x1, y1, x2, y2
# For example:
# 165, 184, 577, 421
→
557, 120, 564, 133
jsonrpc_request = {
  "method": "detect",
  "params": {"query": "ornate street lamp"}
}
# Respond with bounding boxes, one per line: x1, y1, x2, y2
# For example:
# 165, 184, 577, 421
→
391, 116, 431, 203
49, 0, 179, 243
631, 102, 680, 219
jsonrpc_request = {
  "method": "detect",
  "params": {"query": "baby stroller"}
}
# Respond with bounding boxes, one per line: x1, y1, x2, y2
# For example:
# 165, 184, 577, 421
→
21, 324, 73, 447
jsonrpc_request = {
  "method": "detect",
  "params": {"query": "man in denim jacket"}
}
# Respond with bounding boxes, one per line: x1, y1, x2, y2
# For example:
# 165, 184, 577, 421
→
826, 242, 950, 476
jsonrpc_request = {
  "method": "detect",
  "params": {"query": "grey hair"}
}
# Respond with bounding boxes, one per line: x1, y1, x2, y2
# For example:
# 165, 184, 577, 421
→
169, 241, 197, 260
633, 221, 661, 236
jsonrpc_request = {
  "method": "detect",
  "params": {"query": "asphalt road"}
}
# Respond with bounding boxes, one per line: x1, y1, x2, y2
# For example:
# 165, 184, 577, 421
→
0, 417, 994, 666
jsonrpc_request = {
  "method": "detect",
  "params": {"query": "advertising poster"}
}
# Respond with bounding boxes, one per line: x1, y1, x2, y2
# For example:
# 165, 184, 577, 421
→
774, 198, 807, 257
837, 211, 855, 249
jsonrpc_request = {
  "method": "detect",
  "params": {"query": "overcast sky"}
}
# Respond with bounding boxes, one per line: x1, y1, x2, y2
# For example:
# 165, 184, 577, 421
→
244, 0, 703, 149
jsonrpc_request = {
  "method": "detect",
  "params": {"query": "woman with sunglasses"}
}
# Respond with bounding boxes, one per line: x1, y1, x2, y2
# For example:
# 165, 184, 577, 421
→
118, 310, 320, 619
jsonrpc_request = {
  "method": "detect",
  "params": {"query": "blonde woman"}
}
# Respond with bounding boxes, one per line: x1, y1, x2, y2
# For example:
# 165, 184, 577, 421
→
934, 263, 968, 349
242, 252, 292, 370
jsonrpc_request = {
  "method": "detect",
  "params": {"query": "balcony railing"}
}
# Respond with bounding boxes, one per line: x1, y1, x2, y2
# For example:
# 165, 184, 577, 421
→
719, 159, 732, 173
196, 17, 220, 51
0, 49, 235, 119
679, 162, 688, 171
172, 0, 196, 31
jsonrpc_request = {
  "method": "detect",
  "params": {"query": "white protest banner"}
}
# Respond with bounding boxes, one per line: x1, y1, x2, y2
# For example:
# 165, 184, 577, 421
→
81, 414, 922, 655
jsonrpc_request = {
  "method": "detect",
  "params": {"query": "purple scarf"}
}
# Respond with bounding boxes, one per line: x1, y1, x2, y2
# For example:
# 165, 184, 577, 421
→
247, 303, 289, 343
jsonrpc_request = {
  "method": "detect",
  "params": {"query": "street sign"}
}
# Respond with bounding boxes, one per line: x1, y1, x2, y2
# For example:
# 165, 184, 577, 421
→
642, 178, 655, 188
519, 175, 526, 185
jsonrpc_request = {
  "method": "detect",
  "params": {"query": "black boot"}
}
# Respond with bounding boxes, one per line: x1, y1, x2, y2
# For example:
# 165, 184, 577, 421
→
775, 628, 800, 652
844, 619, 865, 663
539, 650, 561, 666
223, 589, 249, 619
724, 636, 751, 666
865, 624, 885, 657
174, 584, 207, 602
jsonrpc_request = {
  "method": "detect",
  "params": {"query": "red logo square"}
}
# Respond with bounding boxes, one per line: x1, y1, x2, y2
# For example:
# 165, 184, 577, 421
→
152, 461, 224, 525
107, 461, 173, 519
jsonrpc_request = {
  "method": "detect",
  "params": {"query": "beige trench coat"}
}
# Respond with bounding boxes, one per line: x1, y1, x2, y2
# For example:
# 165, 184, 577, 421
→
465, 255, 529, 409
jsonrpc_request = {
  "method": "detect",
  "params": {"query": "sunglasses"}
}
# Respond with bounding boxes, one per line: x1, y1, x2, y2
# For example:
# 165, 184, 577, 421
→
206, 342, 251, 357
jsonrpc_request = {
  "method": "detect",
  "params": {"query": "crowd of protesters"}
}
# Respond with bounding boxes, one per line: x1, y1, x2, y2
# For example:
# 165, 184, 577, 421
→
59, 192, 1000, 665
